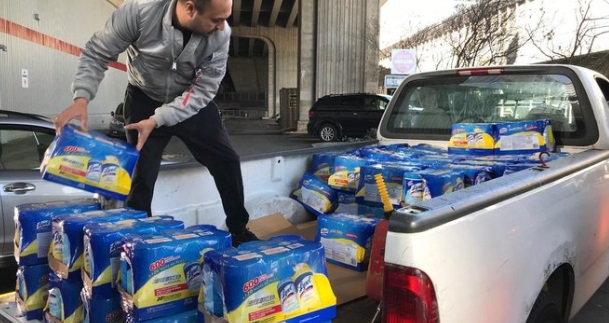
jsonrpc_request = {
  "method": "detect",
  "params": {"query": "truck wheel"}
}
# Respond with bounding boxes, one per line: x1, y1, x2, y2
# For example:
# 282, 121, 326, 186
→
319, 124, 339, 142
526, 291, 563, 323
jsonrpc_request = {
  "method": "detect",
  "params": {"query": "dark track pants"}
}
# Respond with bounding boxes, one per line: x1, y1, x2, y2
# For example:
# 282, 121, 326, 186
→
122, 84, 249, 233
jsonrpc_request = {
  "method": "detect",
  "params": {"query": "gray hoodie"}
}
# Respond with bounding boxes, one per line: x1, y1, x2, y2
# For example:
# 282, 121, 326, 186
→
72, 0, 230, 128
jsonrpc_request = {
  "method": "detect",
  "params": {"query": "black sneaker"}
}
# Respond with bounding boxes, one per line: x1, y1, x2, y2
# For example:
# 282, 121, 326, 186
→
232, 228, 259, 247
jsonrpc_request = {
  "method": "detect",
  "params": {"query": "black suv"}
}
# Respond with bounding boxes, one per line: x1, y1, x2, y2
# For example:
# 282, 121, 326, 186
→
307, 93, 392, 141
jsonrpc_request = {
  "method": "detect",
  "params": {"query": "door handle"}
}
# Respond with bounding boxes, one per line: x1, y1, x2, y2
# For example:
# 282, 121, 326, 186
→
353, 112, 358, 115
4, 182, 36, 195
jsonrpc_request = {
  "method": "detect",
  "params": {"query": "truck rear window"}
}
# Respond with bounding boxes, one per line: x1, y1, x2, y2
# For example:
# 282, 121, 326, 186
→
385, 73, 586, 143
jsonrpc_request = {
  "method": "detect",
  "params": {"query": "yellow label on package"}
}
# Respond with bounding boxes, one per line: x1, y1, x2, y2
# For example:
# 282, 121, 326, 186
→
448, 123, 496, 155
41, 124, 138, 200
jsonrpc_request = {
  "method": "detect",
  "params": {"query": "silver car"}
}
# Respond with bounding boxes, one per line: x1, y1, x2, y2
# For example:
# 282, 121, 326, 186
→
0, 110, 95, 269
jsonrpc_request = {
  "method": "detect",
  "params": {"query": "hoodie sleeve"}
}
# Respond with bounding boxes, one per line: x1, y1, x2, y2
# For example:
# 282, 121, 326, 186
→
72, 0, 140, 101
150, 33, 230, 128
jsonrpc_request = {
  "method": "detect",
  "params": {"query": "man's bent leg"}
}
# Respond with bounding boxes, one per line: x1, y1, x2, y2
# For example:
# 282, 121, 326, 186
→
174, 102, 253, 237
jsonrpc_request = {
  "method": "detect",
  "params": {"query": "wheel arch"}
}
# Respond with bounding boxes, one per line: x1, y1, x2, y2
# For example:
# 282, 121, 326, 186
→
528, 262, 575, 322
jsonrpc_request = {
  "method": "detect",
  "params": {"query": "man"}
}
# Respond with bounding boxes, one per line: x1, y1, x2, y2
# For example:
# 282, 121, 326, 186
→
53, 0, 258, 246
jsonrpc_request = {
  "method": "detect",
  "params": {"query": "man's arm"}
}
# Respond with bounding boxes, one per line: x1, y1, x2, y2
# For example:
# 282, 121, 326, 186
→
72, 0, 140, 102
55, 0, 140, 133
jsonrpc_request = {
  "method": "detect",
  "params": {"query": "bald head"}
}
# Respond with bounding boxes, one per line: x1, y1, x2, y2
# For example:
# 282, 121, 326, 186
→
179, 0, 212, 11
176, 0, 232, 35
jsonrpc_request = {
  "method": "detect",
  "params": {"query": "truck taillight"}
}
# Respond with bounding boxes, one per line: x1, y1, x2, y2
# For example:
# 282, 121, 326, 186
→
309, 110, 314, 118
382, 264, 439, 323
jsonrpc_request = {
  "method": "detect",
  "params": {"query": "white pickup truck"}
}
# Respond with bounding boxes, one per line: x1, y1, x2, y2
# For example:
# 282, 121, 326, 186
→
376, 64, 609, 323
3, 64, 608, 323
148, 65, 609, 323
148, 64, 609, 322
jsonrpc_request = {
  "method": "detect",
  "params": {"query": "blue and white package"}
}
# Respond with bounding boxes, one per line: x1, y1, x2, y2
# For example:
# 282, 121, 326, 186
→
448, 123, 497, 155
14, 198, 101, 266
316, 213, 380, 271
119, 227, 231, 322
200, 235, 336, 323
357, 146, 422, 162
446, 164, 492, 187
16, 264, 50, 320
327, 155, 375, 192
356, 163, 421, 208
294, 172, 337, 216
335, 191, 358, 214
403, 169, 465, 200
81, 287, 123, 323
49, 208, 148, 281
44, 272, 84, 323
83, 216, 185, 299
402, 173, 432, 205
452, 159, 510, 179
144, 310, 198, 323
495, 119, 555, 154
311, 153, 340, 181
41, 124, 139, 200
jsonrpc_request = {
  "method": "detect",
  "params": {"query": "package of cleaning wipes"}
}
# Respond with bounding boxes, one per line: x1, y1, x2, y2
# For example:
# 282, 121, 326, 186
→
356, 163, 422, 209
200, 235, 337, 323
81, 287, 123, 323
14, 198, 101, 266
44, 272, 83, 323
15, 263, 50, 320
448, 123, 496, 155
293, 172, 337, 216
495, 119, 555, 154
83, 216, 185, 299
316, 214, 380, 271
41, 124, 139, 200
48, 208, 148, 281
119, 227, 231, 321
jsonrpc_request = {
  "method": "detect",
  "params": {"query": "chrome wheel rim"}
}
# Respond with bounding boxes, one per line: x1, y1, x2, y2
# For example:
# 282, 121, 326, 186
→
320, 126, 335, 141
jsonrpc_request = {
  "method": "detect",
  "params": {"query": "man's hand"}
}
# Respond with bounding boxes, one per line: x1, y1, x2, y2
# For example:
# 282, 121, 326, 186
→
54, 98, 88, 135
124, 118, 157, 151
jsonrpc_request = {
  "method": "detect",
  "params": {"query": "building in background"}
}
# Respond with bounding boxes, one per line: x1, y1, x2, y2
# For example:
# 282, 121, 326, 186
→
380, 0, 609, 74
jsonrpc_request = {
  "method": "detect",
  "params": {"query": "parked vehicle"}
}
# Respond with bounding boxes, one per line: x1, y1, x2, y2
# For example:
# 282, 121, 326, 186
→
0, 110, 94, 269
307, 93, 391, 142
146, 65, 609, 322
377, 65, 609, 323
108, 103, 126, 140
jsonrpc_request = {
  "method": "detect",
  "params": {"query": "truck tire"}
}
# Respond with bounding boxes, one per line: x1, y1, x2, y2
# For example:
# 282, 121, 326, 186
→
319, 124, 339, 142
526, 291, 563, 323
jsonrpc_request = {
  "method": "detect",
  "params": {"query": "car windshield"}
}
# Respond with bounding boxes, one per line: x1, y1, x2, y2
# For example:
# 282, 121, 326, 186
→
386, 73, 580, 135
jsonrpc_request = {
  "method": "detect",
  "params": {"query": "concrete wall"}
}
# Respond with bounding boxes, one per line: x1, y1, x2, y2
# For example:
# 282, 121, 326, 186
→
228, 57, 268, 94
0, 0, 128, 129
232, 27, 299, 118
296, 0, 380, 130
315, 0, 379, 97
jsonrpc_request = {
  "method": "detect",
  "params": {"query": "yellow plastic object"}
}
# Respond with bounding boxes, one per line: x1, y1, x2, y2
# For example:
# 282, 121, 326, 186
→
374, 173, 393, 213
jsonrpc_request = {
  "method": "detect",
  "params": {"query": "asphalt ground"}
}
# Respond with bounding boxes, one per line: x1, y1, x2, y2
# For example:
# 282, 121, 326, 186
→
1, 118, 608, 322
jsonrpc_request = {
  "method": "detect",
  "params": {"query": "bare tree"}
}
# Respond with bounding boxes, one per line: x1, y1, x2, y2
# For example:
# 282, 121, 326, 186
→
442, 0, 535, 68
526, 0, 609, 63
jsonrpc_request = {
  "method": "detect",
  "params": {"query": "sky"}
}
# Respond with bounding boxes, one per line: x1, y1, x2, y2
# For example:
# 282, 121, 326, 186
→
379, 0, 475, 48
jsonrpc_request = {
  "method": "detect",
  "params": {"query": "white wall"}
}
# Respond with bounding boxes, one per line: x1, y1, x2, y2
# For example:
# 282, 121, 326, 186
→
0, 0, 128, 129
